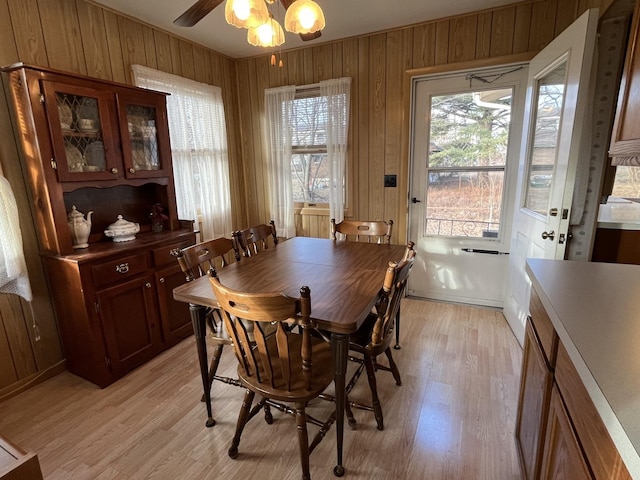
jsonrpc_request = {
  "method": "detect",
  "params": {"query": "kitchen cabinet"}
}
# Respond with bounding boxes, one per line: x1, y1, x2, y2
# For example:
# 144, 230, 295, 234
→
515, 291, 557, 480
539, 385, 593, 479
610, 0, 640, 162
516, 275, 633, 480
2, 63, 195, 387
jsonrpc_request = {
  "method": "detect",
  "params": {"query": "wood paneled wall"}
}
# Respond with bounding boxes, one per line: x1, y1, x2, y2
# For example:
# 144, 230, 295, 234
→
0, 0, 615, 399
235, 0, 613, 242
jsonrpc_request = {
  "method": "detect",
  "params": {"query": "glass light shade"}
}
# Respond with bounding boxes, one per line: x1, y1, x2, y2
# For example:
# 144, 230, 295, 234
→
225, 0, 269, 29
247, 15, 285, 47
284, 0, 325, 34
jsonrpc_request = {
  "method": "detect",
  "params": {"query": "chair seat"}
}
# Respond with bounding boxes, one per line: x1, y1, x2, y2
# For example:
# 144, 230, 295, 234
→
237, 335, 334, 403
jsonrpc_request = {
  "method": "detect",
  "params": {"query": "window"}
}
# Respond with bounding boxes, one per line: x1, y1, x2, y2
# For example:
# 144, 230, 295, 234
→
611, 166, 640, 198
290, 91, 330, 204
131, 65, 233, 241
264, 78, 350, 238
425, 87, 514, 238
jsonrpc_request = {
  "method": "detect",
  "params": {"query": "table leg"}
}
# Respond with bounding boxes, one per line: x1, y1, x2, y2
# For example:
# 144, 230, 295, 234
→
190, 303, 215, 427
331, 332, 348, 477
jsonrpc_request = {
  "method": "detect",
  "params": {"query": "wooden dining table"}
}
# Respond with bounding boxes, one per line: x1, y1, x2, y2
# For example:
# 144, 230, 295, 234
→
173, 236, 407, 476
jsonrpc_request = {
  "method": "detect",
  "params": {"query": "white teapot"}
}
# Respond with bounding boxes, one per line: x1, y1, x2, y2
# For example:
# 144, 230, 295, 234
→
67, 206, 92, 249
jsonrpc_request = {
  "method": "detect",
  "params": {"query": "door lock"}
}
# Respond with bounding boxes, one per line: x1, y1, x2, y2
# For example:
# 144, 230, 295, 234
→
549, 208, 558, 216
541, 230, 555, 241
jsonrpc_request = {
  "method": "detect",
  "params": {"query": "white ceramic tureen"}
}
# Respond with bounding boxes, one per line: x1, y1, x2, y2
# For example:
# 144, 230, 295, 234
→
104, 215, 140, 242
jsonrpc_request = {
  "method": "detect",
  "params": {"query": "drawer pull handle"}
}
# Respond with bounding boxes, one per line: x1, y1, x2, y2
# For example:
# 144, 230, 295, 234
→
145, 282, 152, 288
159, 277, 165, 283
115, 263, 129, 274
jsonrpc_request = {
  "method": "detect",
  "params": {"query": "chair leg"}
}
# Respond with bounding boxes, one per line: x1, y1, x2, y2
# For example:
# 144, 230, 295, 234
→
394, 309, 401, 349
201, 343, 225, 402
384, 348, 402, 386
229, 389, 255, 459
294, 401, 311, 480
364, 355, 384, 431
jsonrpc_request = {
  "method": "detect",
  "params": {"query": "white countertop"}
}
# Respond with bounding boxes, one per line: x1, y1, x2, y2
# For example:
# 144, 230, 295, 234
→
597, 198, 640, 230
526, 259, 640, 478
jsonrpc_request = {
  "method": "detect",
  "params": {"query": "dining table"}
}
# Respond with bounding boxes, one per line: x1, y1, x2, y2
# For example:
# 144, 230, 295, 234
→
173, 236, 408, 477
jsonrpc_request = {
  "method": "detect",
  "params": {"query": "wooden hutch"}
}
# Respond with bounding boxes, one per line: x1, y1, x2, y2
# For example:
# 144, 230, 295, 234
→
2, 63, 195, 387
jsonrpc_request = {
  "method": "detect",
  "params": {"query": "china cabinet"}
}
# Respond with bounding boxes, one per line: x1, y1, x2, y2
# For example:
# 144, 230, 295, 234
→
2, 63, 195, 387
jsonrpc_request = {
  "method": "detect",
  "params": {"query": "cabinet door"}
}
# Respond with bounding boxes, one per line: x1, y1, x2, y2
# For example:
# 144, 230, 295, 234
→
116, 90, 172, 179
540, 385, 593, 480
41, 80, 119, 181
96, 275, 162, 377
516, 319, 554, 480
156, 263, 193, 346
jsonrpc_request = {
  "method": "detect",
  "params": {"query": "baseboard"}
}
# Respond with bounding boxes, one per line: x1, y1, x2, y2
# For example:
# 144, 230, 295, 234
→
0, 361, 66, 404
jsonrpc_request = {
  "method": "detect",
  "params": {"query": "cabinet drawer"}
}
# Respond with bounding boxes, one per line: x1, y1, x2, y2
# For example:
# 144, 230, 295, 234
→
529, 289, 558, 368
91, 254, 148, 288
555, 343, 632, 480
152, 239, 194, 268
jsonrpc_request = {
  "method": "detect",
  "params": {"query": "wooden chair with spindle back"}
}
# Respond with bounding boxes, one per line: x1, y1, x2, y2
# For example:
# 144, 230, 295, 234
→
234, 220, 278, 257
344, 241, 415, 431
330, 217, 405, 349
172, 236, 244, 426
330, 218, 393, 244
209, 269, 335, 480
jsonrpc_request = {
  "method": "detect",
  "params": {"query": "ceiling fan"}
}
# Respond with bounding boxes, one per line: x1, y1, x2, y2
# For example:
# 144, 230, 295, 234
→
173, 0, 322, 41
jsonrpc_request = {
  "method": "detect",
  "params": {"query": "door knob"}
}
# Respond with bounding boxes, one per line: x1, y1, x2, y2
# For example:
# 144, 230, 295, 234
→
411, 197, 421, 203
541, 230, 555, 241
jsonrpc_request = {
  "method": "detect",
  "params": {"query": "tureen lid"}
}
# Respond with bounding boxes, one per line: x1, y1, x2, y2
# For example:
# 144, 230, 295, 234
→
105, 215, 139, 234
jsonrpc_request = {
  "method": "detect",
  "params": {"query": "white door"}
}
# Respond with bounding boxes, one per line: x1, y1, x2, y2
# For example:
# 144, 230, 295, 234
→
503, 9, 598, 344
407, 66, 527, 307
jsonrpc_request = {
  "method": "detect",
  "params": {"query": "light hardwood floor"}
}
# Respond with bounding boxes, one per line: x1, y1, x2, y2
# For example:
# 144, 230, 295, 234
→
0, 299, 523, 479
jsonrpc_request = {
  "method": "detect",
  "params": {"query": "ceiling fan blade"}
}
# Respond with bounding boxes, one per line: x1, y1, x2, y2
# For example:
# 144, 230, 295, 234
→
174, 0, 225, 27
279, 0, 323, 41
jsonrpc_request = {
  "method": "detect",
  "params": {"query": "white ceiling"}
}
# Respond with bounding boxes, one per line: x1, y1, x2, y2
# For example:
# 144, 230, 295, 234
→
92, 0, 519, 59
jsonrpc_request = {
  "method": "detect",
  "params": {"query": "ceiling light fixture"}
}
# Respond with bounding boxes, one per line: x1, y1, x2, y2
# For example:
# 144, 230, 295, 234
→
284, 0, 325, 34
224, 0, 269, 29
247, 13, 285, 47
224, 0, 325, 51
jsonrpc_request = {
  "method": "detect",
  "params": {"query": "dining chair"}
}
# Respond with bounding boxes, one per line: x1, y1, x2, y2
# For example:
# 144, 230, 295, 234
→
172, 236, 245, 426
330, 218, 393, 244
344, 241, 416, 431
209, 269, 335, 480
234, 220, 278, 257
330, 218, 405, 349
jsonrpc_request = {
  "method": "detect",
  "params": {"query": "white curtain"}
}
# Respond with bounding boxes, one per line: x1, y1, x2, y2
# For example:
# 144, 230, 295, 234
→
321, 78, 351, 224
0, 175, 32, 301
264, 85, 296, 238
131, 65, 233, 240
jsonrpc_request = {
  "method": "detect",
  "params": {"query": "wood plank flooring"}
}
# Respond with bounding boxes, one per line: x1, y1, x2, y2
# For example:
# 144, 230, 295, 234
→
0, 299, 523, 479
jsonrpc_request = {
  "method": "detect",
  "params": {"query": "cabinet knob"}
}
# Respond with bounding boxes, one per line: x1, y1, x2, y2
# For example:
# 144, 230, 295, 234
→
159, 277, 165, 283
129, 168, 135, 174
115, 263, 129, 274
145, 282, 152, 288
111, 167, 118, 174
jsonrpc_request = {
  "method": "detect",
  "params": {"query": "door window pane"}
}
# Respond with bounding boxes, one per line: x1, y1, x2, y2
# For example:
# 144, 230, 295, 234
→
524, 62, 567, 215
426, 170, 504, 237
425, 87, 513, 238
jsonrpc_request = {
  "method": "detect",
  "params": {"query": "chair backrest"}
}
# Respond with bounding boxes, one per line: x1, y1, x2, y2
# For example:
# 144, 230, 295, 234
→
209, 269, 317, 391
370, 242, 416, 347
234, 221, 278, 257
173, 236, 240, 282
330, 218, 393, 244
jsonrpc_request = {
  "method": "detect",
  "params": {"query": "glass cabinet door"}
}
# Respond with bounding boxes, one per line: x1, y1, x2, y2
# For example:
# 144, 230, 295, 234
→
116, 91, 172, 179
42, 81, 119, 182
